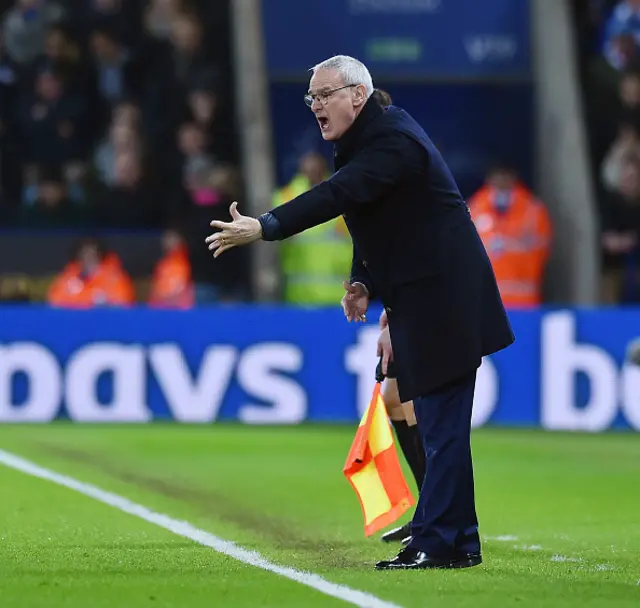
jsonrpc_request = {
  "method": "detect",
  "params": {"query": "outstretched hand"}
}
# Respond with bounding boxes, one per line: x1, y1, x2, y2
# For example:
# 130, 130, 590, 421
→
205, 202, 263, 258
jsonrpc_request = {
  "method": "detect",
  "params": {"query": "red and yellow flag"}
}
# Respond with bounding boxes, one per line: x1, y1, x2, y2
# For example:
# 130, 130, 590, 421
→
343, 383, 416, 536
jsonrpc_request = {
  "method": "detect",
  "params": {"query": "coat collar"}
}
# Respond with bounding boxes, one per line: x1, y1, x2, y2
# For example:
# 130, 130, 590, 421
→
334, 96, 385, 158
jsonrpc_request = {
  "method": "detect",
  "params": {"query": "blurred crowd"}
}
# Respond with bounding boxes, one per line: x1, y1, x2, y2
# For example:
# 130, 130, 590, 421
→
574, 0, 640, 302
0, 0, 250, 302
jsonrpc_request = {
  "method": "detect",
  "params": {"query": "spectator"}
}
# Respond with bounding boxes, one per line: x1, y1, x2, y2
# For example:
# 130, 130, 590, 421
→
599, 154, 640, 301
148, 227, 194, 308
186, 85, 216, 134
71, 0, 142, 50
168, 11, 217, 91
469, 165, 553, 308
91, 147, 158, 227
183, 164, 249, 303
17, 67, 91, 178
89, 25, 142, 107
601, 121, 640, 190
94, 120, 142, 187
591, 69, 640, 173
177, 121, 217, 197
603, 0, 640, 68
13, 164, 85, 227
144, 0, 183, 41
47, 237, 136, 307
2, 0, 65, 66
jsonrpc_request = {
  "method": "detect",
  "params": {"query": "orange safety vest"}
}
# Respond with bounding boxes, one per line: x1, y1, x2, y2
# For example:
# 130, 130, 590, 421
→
469, 183, 552, 308
47, 253, 136, 308
148, 245, 194, 309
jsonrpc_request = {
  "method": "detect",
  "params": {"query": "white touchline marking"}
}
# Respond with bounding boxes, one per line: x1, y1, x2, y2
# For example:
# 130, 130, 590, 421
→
484, 535, 519, 542
0, 449, 403, 608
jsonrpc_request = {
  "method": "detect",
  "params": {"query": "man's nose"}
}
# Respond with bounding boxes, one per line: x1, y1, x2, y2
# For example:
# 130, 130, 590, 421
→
311, 97, 323, 111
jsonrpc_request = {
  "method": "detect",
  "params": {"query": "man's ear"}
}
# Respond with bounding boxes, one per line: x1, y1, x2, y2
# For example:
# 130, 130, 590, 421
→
353, 85, 367, 107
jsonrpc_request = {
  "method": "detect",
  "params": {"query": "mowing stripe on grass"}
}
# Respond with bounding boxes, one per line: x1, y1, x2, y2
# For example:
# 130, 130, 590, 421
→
0, 449, 403, 608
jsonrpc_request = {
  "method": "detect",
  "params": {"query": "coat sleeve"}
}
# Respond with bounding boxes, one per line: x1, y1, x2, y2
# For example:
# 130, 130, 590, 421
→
349, 246, 375, 298
263, 132, 423, 240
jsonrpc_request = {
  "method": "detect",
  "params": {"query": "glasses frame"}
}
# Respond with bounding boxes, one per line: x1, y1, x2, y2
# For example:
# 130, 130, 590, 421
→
304, 84, 357, 108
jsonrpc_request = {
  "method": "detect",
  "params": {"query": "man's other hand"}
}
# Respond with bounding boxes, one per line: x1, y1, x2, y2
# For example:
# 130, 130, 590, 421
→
377, 326, 393, 375
341, 281, 369, 322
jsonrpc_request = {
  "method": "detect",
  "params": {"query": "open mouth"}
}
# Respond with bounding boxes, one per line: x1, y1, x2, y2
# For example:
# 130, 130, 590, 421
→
317, 116, 329, 131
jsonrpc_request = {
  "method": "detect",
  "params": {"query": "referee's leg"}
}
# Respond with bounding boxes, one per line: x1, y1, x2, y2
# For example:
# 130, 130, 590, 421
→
380, 374, 426, 544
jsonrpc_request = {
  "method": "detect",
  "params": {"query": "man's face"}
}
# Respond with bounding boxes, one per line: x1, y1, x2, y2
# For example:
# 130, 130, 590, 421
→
171, 18, 201, 54
90, 33, 118, 62
178, 124, 204, 155
308, 68, 365, 141
39, 181, 64, 206
487, 170, 516, 192
299, 153, 326, 183
162, 230, 181, 253
78, 244, 101, 273
36, 72, 62, 101
45, 31, 66, 60
620, 161, 640, 198
621, 74, 640, 106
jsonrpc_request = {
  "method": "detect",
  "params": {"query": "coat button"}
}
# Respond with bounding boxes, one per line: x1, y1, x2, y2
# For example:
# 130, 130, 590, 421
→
385, 306, 392, 313
362, 260, 368, 267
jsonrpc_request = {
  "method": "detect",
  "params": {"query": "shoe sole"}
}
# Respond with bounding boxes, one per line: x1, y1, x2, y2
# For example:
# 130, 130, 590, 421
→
375, 556, 482, 570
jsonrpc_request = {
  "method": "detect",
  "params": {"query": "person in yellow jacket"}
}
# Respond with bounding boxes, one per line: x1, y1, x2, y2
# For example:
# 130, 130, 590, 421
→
273, 151, 353, 305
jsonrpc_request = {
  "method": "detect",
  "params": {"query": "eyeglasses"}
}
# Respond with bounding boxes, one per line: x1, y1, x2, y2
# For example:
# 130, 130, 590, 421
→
304, 84, 357, 108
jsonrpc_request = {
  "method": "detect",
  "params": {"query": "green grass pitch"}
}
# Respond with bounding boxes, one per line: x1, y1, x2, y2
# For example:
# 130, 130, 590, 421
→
0, 424, 638, 607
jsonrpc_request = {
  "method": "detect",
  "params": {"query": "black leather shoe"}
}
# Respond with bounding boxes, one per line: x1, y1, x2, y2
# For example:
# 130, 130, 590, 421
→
375, 547, 482, 570
380, 522, 411, 543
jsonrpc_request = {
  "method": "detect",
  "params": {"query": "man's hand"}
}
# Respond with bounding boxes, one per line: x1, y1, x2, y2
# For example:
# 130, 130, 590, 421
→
377, 326, 393, 375
205, 202, 262, 258
341, 281, 369, 322
379, 309, 388, 329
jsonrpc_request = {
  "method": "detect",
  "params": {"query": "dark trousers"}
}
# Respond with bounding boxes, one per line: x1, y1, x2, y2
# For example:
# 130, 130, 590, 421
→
408, 370, 481, 556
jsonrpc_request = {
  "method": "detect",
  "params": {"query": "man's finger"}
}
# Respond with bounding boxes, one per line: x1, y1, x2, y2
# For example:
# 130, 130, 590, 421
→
343, 280, 351, 292
377, 341, 382, 357
213, 242, 236, 258
210, 220, 231, 229
229, 201, 240, 220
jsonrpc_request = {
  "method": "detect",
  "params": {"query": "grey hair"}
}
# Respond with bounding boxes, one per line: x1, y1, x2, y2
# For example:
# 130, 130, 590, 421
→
310, 55, 374, 98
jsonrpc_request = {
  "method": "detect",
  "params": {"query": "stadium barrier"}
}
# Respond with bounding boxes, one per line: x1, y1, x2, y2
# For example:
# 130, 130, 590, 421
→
0, 306, 638, 431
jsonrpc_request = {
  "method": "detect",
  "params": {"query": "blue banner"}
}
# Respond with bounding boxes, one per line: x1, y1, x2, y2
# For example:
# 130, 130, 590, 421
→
0, 307, 639, 431
262, 0, 531, 79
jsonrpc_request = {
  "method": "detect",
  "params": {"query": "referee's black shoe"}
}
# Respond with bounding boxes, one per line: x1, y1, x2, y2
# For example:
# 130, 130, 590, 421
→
375, 547, 482, 570
380, 522, 411, 543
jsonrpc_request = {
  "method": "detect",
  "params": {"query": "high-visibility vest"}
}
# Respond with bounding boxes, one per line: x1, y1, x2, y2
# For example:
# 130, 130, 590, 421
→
273, 174, 352, 305
469, 183, 552, 308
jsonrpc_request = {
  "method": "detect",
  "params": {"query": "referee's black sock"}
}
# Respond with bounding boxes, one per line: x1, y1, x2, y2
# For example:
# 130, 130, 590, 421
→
391, 419, 426, 490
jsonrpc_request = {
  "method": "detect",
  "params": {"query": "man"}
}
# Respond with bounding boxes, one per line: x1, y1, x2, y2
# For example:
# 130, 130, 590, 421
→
205, 55, 515, 570
468, 164, 552, 308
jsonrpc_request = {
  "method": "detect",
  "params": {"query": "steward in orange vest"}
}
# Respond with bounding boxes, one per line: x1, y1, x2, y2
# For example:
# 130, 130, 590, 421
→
148, 229, 195, 309
48, 238, 136, 308
469, 166, 552, 308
